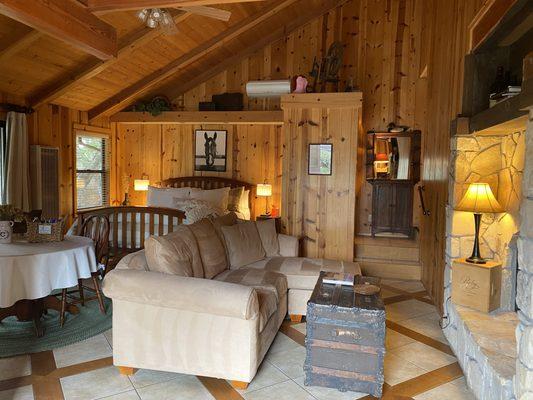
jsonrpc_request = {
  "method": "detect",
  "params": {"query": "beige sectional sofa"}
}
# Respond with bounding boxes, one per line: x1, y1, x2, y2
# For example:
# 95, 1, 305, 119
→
102, 214, 361, 388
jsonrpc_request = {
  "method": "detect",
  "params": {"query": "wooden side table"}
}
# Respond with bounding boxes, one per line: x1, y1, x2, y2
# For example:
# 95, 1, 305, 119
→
451, 258, 502, 312
256, 215, 281, 233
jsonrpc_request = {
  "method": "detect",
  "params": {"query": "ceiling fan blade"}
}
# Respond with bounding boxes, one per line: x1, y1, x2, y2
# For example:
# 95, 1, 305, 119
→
177, 6, 231, 21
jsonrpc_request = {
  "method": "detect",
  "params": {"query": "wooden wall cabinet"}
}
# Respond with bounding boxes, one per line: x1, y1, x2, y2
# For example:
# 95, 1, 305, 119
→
372, 181, 413, 236
366, 130, 421, 237
281, 93, 362, 262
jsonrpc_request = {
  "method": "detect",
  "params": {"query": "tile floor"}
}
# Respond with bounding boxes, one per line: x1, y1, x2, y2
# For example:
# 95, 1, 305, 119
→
0, 279, 476, 400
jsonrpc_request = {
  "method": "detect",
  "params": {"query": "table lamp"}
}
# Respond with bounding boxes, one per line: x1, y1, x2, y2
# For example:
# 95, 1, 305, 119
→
456, 183, 503, 264
134, 179, 150, 191
256, 183, 272, 216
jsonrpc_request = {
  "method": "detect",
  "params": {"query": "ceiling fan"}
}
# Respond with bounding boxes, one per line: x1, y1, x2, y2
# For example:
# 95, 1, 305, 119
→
136, 5, 231, 34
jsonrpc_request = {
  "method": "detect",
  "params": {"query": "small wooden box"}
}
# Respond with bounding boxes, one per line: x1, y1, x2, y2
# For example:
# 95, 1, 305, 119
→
451, 258, 502, 312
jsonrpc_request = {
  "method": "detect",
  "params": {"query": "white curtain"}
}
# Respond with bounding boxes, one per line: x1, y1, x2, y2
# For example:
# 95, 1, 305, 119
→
4, 112, 30, 211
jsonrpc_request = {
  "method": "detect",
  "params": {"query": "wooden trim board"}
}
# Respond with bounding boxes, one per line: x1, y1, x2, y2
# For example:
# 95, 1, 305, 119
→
109, 111, 284, 125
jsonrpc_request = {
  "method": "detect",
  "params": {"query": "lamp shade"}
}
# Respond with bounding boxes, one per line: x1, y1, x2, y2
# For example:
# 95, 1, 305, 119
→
134, 179, 150, 191
456, 183, 503, 213
256, 184, 272, 197
375, 153, 388, 161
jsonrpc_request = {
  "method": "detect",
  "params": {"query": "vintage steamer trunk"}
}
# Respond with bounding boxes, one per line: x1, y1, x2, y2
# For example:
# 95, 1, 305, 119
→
304, 273, 385, 397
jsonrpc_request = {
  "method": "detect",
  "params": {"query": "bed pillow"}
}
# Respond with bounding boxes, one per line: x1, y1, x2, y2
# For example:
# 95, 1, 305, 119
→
147, 186, 191, 208
255, 218, 280, 257
220, 221, 266, 269
173, 198, 224, 224
188, 218, 228, 279
190, 187, 230, 211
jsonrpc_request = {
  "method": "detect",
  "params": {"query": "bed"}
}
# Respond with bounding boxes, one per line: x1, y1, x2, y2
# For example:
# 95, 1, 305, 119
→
73, 177, 256, 264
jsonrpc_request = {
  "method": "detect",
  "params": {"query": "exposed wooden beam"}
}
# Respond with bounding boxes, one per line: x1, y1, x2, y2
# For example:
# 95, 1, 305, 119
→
0, 30, 42, 65
0, 0, 117, 60
110, 111, 283, 124
86, 0, 267, 13
180, 6, 231, 22
29, 12, 190, 108
88, 0, 300, 120
164, 0, 350, 100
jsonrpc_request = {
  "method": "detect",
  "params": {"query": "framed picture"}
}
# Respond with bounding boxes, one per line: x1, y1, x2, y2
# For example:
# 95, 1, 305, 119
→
308, 143, 333, 175
194, 130, 227, 172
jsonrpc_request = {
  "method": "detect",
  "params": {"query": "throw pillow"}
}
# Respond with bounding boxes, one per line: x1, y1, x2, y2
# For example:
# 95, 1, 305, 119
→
227, 186, 244, 211
255, 219, 280, 257
188, 218, 228, 279
190, 187, 230, 211
173, 198, 224, 224
221, 221, 266, 269
144, 232, 194, 276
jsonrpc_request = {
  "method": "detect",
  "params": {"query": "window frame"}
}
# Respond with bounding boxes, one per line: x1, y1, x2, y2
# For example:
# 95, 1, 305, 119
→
75, 131, 110, 211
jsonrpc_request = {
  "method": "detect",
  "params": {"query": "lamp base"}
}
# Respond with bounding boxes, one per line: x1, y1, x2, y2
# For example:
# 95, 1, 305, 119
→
465, 256, 487, 264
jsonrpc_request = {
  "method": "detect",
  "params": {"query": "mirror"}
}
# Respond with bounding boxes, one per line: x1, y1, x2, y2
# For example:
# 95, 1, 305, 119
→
372, 136, 411, 180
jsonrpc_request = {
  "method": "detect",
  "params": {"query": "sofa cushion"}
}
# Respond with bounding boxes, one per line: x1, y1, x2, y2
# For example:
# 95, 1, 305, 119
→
214, 268, 287, 303
243, 257, 362, 290
255, 219, 280, 257
115, 250, 149, 271
144, 234, 193, 277
220, 221, 266, 269
189, 218, 228, 279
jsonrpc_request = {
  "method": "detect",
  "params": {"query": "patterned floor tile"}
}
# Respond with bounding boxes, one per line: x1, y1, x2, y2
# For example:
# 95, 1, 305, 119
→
293, 376, 367, 400
385, 299, 437, 322
0, 355, 31, 380
414, 377, 476, 399
127, 369, 182, 389
385, 328, 416, 350
98, 391, 141, 400
292, 323, 306, 335
53, 334, 112, 368
242, 380, 315, 400
60, 365, 134, 400
399, 313, 448, 343
0, 385, 34, 400
268, 332, 301, 354
136, 375, 214, 400
391, 342, 457, 371
235, 360, 290, 394
265, 345, 306, 379
384, 353, 426, 385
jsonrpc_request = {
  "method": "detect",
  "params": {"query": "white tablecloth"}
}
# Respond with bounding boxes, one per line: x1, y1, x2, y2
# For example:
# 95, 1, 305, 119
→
0, 236, 97, 308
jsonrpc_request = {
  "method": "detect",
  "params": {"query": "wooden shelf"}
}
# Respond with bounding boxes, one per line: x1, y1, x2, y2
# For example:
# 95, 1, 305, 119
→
109, 111, 284, 125
468, 88, 532, 135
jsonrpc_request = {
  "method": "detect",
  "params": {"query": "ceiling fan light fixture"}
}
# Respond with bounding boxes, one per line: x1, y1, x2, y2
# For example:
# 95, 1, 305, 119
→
137, 9, 148, 22
146, 17, 157, 28
150, 8, 162, 20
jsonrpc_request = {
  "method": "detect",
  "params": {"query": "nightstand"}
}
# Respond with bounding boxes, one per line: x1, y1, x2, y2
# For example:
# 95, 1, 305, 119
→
256, 215, 281, 233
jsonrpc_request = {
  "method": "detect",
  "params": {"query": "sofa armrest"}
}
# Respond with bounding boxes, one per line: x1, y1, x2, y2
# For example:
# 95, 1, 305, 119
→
278, 234, 299, 257
102, 269, 259, 320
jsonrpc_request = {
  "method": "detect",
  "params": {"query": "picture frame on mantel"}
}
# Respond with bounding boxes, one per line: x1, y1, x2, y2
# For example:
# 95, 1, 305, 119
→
308, 143, 333, 175
194, 129, 227, 172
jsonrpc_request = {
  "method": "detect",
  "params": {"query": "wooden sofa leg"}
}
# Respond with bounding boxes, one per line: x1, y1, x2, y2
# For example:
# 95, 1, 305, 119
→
290, 314, 303, 323
117, 366, 137, 376
230, 380, 249, 390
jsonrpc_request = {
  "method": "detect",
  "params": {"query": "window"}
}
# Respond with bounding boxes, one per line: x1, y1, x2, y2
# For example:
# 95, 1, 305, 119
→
76, 134, 109, 210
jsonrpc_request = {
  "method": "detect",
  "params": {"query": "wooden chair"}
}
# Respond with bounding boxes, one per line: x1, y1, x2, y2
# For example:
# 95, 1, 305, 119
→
60, 215, 109, 327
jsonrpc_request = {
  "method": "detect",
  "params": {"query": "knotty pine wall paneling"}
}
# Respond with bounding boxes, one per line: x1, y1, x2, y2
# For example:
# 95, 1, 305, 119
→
27, 105, 111, 225
113, 123, 283, 219
281, 93, 361, 262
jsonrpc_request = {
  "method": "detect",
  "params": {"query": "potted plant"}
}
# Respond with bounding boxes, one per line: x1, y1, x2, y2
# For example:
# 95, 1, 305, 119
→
0, 205, 25, 243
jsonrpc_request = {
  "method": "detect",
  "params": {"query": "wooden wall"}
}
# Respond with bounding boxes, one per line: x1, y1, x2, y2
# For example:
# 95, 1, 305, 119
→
177, 0, 428, 236
281, 93, 361, 261
27, 105, 111, 224
172, 0, 488, 310
112, 123, 283, 218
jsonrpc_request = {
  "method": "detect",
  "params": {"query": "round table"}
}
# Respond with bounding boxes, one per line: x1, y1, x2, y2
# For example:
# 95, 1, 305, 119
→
0, 236, 97, 336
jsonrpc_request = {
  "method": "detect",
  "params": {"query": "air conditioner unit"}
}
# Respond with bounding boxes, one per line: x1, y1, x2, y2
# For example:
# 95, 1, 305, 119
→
29, 145, 60, 219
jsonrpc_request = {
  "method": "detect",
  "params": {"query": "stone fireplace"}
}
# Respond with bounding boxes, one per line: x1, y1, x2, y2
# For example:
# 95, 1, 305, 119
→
442, 109, 532, 399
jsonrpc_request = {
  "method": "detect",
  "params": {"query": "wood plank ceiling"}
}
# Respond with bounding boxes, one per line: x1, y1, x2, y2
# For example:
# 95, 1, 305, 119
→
0, 0, 334, 118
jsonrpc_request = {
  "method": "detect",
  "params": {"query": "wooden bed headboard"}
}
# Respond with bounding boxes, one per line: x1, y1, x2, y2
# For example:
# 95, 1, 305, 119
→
159, 176, 256, 210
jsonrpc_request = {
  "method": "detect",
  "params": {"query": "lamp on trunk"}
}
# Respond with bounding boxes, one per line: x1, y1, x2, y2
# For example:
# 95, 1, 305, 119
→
456, 183, 503, 264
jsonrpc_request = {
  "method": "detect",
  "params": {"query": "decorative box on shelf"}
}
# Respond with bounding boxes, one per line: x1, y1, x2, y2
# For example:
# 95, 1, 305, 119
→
26, 220, 65, 243
451, 258, 502, 313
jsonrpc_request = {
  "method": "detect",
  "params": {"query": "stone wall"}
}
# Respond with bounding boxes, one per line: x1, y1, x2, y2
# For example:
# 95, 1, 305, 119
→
515, 109, 533, 400
446, 130, 525, 310
442, 123, 528, 400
